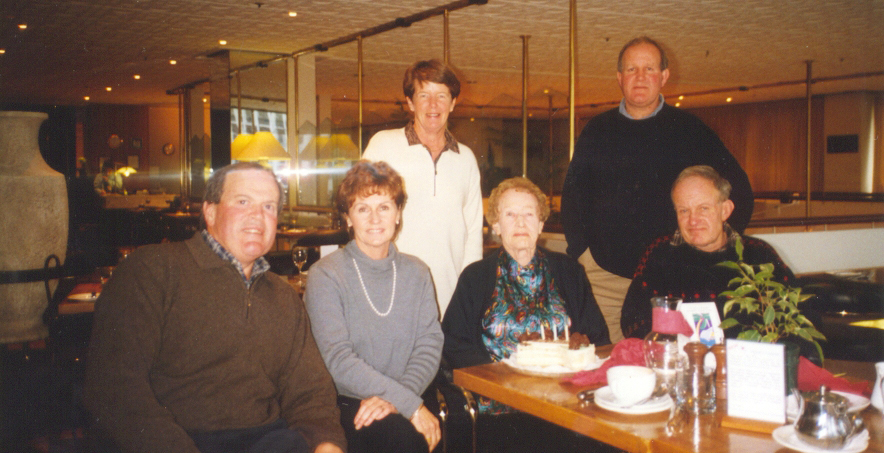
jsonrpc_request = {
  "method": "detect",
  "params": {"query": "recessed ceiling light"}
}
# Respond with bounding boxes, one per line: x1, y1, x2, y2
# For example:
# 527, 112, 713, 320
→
133, 74, 141, 80
288, 11, 297, 17
678, 95, 684, 100
219, 40, 227, 46
202, 98, 208, 103
18, 24, 27, 30
726, 97, 733, 102
169, 59, 177, 65
0, 49, 5, 54
106, 86, 112, 92
84, 96, 90, 101
675, 102, 681, 107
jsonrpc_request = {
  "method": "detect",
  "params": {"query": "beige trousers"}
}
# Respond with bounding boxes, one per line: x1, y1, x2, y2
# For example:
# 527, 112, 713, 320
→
578, 248, 632, 344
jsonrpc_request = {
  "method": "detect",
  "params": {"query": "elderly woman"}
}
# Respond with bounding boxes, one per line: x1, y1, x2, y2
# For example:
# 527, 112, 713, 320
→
441, 177, 611, 453
306, 160, 443, 453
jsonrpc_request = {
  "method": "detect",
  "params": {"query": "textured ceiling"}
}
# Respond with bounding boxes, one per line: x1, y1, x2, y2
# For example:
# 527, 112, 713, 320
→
1, 0, 883, 120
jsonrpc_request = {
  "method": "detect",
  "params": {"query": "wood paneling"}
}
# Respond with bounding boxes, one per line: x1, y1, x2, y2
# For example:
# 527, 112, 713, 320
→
689, 98, 825, 194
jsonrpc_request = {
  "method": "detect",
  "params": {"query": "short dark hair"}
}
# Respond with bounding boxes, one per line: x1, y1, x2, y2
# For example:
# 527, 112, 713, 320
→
101, 160, 115, 173
200, 162, 283, 229
672, 165, 732, 202
403, 59, 461, 100
617, 36, 669, 72
335, 160, 406, 216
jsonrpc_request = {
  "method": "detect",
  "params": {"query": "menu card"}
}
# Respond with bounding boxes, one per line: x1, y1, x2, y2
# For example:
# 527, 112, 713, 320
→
726, 339, 786, 424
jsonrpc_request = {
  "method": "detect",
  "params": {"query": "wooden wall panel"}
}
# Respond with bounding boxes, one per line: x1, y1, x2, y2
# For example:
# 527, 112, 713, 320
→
688, 98, 825, 194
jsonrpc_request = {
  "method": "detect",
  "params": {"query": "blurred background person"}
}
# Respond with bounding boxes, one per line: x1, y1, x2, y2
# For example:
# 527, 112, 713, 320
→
93, 160, 123, 194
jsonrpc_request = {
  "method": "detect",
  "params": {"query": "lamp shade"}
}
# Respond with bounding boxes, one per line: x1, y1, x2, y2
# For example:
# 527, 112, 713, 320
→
232, 131, 290, 161
115, 166, 137, 177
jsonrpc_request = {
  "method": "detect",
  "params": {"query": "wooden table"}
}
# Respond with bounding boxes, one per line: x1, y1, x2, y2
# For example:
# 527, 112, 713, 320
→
453, 345, 883, 453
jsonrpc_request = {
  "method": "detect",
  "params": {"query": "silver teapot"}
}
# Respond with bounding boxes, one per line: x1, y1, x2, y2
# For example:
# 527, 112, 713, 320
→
792, 386, 865, 449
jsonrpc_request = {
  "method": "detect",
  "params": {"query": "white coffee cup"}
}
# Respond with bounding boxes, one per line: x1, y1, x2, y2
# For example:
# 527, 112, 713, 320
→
607, 365, 656, 406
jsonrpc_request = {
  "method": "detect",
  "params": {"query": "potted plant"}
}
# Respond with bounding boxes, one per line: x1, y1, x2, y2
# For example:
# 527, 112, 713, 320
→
718, 236, 826, 363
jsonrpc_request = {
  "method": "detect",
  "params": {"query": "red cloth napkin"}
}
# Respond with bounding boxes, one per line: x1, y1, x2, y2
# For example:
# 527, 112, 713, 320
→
651, 307, 694, 336
564, 338, 645, 386
797, 356, 872, 396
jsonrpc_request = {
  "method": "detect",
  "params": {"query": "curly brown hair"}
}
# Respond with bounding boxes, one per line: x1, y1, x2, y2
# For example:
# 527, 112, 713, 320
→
485, 177, 549, 226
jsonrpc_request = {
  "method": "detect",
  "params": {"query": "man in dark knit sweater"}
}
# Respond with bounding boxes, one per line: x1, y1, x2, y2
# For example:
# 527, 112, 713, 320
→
561, 36, 753, 342
84, 163, 346, 453
620, 166, 794, 340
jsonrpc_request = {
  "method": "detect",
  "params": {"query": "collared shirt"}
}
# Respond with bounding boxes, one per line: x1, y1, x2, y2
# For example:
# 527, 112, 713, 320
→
404, 120, 460, 160
670, 222, 740, 251
201, 230, 270, 288
618, 94, 666, 120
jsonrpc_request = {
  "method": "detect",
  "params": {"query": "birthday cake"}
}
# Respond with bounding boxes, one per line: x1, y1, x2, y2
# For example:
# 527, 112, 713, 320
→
514, 331, 596, 371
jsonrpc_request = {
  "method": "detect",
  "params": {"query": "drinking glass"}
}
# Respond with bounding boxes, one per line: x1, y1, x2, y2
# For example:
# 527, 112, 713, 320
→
675, 365, 716, 414
291, 246, 309, 286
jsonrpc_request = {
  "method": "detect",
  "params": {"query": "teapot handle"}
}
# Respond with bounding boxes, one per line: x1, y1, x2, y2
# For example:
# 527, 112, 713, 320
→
791, 387, 804, 420
847, 412, 865, 439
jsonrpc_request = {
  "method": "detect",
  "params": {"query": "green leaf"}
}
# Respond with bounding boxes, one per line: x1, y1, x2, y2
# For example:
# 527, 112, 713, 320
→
734, 236, 744, 260
719, 318, 740, 329
761, 332, 779, 343
758, 263, 774, 274
717, 261, 742, 272
763, 305, 776, 325
738, 330, 762, 342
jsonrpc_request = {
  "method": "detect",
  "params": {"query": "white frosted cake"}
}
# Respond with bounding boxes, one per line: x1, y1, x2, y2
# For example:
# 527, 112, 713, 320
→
514, 332, 596, 371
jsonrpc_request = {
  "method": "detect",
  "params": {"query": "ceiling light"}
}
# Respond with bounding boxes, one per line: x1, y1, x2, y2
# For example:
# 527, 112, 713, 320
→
219, 40, 227, 46
202, 98, 208, 103
675, 102, 681, 107
84, 96, 90, 101
169, 59, 177, 65
18, 24, 27, 30
133, 74, 141, 80
0, 49, 5, 54
106, 86, 112, 92
678, 95, 684, 100
288, 11, 297, 17
726, 97, 733, 102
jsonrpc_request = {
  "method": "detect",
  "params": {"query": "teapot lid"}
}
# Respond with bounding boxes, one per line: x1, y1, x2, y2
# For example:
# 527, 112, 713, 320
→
805, 385, 849, 407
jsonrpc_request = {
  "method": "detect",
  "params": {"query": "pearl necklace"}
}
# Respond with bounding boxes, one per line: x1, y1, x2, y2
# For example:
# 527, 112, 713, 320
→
352, 258, 396, 317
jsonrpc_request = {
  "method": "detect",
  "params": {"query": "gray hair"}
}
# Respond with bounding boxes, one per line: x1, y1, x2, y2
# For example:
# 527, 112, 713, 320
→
672, 165, 732, 202
617, 36, 669, 72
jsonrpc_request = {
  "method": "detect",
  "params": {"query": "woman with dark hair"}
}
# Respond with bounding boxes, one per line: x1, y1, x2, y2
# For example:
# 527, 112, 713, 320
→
305, 160, 442, 453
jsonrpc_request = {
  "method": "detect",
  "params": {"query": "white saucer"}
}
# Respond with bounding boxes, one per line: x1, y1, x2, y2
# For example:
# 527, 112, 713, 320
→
67, 292, 99, 302
787, 391, 871, 421
772, 425, 868, 453
594, 386, 673, 414
502, 355, 607, 378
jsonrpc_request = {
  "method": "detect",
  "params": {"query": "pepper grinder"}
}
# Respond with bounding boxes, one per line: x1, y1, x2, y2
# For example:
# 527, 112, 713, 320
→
683, 342, 708, 370
711, 344, 727, 405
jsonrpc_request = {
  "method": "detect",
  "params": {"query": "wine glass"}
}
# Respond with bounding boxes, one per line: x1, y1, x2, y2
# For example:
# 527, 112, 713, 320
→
291, 246, 309, 283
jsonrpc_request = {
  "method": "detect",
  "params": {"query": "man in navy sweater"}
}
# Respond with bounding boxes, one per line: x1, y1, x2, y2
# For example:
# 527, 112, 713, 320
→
561, 36, 753, 342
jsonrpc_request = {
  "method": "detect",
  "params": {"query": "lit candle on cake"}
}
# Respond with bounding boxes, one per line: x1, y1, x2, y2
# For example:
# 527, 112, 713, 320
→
540, 324, 545, 340
565, 322, 570, 341
553, 324, 558, 341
